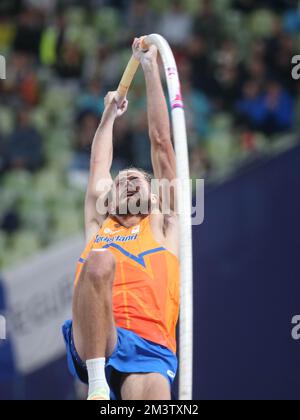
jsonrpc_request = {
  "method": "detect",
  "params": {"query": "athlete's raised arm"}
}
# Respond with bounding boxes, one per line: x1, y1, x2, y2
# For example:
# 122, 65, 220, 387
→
85, 92, 128, 243
132, 38, 177, 212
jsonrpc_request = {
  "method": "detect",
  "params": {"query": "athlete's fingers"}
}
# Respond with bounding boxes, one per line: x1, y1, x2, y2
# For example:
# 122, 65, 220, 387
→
121, 98, 128, 109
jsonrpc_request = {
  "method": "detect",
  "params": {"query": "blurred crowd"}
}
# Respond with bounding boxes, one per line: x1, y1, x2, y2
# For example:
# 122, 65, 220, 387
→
0, 0, 300, 267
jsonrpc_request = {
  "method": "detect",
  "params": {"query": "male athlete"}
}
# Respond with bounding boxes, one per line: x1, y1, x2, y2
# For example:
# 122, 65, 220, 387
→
63, 38, 180, 400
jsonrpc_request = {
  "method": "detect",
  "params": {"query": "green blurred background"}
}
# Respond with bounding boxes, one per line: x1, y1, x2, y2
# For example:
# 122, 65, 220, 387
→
0, 0, 299, 269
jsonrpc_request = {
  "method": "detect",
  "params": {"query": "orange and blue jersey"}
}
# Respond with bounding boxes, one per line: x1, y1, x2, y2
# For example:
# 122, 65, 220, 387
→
74, 216, 180, 354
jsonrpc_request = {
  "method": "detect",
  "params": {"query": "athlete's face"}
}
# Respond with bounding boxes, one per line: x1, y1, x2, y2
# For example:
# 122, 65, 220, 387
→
109, 170, 152, 215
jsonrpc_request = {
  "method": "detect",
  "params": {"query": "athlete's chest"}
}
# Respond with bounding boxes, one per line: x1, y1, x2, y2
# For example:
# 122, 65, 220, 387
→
91, 219, 164, 264
94, 223, 143, 251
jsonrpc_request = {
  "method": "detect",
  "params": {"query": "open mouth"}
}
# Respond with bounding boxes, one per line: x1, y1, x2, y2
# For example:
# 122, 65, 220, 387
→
126, 191, 138, 197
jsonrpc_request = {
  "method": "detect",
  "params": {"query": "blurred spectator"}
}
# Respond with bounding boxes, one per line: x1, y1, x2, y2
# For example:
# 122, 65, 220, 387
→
268, 34, 297, 94
216, 39, 241, 70
77, 79, 105, 116
92, 46, 123, 89
215, 69, 244, 112
246, 59, 267, 89
3, 53, 39, 106
56, 41, 84, 80
19, 68, 40, 106
187, 36, 218, 98
236, 80, 294, 135
125, 0, 156, 42
263, 80, 294, 134
1, 210, 20, 235
182, 79, 212, 140
283, 8, 300, 33
70, 111, 99, 173
40, 12, 67, 67
235, 79, 263, 127
190, 145, 210, 179
4, 109, 44, 172
159, 0, 192, 47
213, 40, 244, 111
192, 0, 223, 49
13, 6, 45, 56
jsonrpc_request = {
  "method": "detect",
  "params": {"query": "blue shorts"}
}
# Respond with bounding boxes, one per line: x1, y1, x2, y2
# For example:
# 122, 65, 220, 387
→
62, 320, 178, 400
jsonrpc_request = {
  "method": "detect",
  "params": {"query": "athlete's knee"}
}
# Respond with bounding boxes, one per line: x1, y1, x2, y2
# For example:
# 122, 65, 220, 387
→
85, 250, 115, 288
121, 373, 171, 400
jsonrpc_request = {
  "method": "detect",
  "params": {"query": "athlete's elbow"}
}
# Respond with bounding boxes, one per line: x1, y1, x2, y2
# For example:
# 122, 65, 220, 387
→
149, 129, 171, 148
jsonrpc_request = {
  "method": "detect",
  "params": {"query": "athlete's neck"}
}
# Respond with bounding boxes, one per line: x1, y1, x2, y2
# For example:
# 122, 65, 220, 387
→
111, 214, 148, 229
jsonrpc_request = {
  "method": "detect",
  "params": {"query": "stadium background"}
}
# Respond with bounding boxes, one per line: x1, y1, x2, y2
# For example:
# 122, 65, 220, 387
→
0, 0, 300, 400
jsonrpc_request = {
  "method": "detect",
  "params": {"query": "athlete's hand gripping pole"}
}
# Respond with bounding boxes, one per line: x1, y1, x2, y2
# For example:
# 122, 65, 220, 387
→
116, 37, 150, 103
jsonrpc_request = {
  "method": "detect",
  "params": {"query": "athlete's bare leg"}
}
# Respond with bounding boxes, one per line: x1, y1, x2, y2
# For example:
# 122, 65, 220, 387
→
120, 373, 171, 400
72, 249, 117, 361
